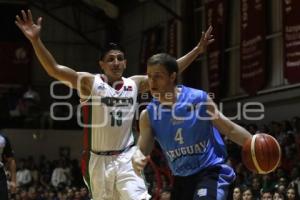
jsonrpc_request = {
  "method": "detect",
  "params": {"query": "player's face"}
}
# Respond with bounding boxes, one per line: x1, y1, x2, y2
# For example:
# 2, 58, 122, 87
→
147, 64, 176, 99
99, 50, 126, 82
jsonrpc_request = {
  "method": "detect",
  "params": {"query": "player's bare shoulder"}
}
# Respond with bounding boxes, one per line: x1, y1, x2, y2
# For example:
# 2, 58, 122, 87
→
77, 72, 95, 98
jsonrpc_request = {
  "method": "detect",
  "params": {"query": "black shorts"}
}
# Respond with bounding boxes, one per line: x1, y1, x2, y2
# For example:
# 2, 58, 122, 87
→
171, 164, 235, 200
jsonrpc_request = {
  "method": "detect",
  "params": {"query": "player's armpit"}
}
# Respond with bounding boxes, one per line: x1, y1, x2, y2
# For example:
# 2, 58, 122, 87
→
129, 75, 149, 93
77, 72, 95, 99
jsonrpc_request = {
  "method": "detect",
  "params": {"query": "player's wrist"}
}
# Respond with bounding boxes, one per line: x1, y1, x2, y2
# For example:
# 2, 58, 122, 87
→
31, 37, 42, 45
134, 147, 146, 159
194, 45, 204, 55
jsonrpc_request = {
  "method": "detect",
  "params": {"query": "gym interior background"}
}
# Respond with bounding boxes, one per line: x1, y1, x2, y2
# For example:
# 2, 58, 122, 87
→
0, 0, 299, 199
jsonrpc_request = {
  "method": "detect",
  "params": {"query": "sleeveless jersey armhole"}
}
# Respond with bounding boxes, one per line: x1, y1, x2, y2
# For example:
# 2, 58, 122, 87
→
80, 74, 101, 104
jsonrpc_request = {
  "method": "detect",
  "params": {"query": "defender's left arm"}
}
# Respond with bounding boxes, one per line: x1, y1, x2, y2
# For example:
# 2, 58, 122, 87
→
177, 25, 214, 73
131, 26, 214, 93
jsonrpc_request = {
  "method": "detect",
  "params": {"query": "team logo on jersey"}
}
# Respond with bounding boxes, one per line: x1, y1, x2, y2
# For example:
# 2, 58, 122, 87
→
97, 84, 105, 90
124, 85, 132, 91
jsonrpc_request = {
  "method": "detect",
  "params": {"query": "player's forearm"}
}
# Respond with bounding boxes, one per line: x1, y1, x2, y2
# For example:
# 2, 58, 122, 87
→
209, 99, 253, 146
177, 46, 203, 74
138, 142, 153, 156
31, 38, 60, 77
226, 123, 253, 146
137, 137, 154, 156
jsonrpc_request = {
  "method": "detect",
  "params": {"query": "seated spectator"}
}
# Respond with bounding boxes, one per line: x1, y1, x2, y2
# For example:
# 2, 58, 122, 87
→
66, 187, 75, 200
260, 190, 273, 200
262, 174, 276, 195
39, 161, 52, 188
251, 176, 262, 200
242, 187, 254, 200
232, 186, 242, 200
16, 159, 32, 188
27, 186, 37, 200
80, 186, 90, 200
74, 190, 82, 200
286, 186, 298, 200
273, 191, 285, 200
276, 183, 287, 197
289, 166, 300, 197
51, 159, 68, 188
23, 85, 40, 104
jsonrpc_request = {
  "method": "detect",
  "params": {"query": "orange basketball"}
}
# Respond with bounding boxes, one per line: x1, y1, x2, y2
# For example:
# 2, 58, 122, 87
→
242, 133, 281, 174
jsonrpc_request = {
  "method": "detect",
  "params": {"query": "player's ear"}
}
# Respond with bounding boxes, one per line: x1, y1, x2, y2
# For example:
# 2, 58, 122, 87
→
170, 72, 177, 82
124, 59, 127, 69
99, 60, 105, 70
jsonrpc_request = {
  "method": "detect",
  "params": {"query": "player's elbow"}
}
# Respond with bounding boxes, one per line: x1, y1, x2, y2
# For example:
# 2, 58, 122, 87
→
45, 65, 60, 78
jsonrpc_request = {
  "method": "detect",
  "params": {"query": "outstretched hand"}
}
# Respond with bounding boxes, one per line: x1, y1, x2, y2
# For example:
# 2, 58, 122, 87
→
15, 9, 42, 42
196, 25, 215, 54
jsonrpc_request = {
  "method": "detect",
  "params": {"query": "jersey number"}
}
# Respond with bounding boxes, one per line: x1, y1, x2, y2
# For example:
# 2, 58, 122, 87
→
174, 128, 184, 144
110, 111, 122, 127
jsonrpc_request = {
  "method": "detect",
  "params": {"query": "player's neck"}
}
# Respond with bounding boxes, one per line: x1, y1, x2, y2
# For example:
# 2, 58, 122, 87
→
108, 78, 123, 86
159, 87, 180, 105
101, 74, 123, 88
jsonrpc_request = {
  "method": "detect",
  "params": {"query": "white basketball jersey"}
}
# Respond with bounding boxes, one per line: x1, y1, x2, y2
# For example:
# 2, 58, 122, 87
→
82, 74, 137, 151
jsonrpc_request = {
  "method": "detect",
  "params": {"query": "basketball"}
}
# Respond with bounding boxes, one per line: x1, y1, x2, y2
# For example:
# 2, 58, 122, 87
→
242, 133, 281, 174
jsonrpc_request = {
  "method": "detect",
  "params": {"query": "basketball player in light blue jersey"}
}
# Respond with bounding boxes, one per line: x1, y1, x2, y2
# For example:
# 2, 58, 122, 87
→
132, 53, 253, 200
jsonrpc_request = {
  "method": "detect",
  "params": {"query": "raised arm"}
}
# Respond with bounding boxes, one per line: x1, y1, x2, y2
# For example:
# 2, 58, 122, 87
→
130, 26, 214, 93
15, 10, 93, 96
177, 25, 214, 73
206, 97, 252, 146
132, 109, 155, 175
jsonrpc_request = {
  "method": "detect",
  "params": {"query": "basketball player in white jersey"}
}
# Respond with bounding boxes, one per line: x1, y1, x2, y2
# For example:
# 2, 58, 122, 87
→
15, 10, 214, 200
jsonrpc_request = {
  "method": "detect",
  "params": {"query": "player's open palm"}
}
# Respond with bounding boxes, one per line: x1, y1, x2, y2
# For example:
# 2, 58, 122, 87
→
197, 25, 215, 54
15, 10, 42, 42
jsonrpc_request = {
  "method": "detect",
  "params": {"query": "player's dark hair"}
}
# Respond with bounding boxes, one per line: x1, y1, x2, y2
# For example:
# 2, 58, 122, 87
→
99, 42, 125, 60
147, 53, 178, 83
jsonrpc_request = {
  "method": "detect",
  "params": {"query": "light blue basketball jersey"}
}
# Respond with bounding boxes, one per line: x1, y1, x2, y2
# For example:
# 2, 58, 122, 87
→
147, 85, 228, 176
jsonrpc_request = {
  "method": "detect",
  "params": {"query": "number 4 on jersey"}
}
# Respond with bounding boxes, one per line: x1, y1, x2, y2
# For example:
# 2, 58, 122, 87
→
175, 128, 184, 144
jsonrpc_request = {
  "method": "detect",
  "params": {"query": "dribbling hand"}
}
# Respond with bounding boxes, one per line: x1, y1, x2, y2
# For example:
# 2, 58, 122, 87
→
132, 148, 149, 176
